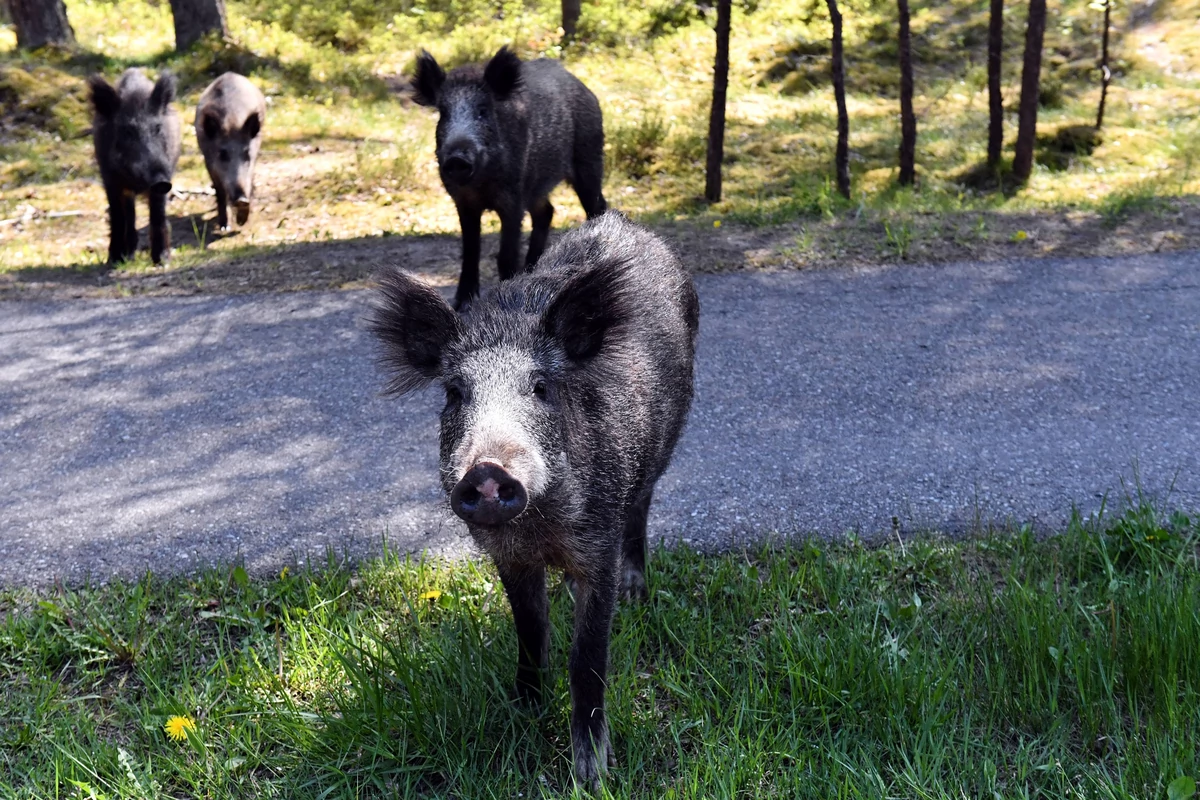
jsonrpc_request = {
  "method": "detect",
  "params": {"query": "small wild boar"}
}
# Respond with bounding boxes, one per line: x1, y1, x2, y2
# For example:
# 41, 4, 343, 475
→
89, 69, 181, 265
371, 212, 698, 788
195, 72, 266, 230
412, 46, 609, 309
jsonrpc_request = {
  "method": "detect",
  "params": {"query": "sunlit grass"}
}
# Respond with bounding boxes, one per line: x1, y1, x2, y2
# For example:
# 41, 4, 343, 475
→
1, 0, 1198, 275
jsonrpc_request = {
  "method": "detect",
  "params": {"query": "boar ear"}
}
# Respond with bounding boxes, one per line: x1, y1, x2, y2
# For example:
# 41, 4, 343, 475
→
88, 75, 120, 118
484, 46, 522, 100
149, 72, 176, 112
412, 50, 445, 107
543, 261, 634, 364
370, 270, 460, 395
201, 112, 221, 140
241, 111, 261, 139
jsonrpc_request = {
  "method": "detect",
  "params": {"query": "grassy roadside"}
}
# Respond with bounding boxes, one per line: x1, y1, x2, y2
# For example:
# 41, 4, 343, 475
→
2, 0, 1200, 297
2, 500, 1197, 798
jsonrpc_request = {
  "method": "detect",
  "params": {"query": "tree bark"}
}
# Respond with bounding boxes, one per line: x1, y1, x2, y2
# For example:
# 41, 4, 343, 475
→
897, 0, 916, 185
561, 0, 581, 40
168, 0, 229, 52
987, 0, 1004, 169
827, 0, 850, 198
1095, 0, 1111, 130
8, 0, 75, 49
705, 0, 732, 204
1012, 0, 1047, 183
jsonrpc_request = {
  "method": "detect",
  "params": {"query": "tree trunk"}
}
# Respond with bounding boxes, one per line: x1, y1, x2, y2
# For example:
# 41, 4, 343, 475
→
1095, 0, 1111, 130
168, 0, 229, 52
987, 0, 1004, 169
705, 0, 732, 204
561, 0, 581, 41
1012, 0, 1047, 183
8, 0, 75, 49
827, 0, 850, 198
897, 0, 916, 186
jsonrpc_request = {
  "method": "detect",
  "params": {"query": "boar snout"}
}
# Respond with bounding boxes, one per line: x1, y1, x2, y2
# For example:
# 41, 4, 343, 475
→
151, 180, 172, 194
441, 152, 476, 183
451, 461, 528, 526
234, 198, 251, 225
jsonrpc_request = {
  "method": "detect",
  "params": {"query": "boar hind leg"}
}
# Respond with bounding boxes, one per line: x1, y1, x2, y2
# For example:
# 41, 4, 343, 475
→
525, 198, 553, 270
149, 189, 170, 265
498, 563, 550, 704
620, 489, 652, 602
569, 566, 618, 789
121, 194, 138, 260
572, 150, 607, 220
496, 205, 525, 281
454, 205, 482, 310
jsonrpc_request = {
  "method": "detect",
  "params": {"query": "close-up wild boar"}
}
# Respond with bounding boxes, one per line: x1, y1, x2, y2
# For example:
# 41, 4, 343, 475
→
412, 46, 609, 309
88, 68, 181, 266
370, 212, 699, 788
195, 72, 266, 230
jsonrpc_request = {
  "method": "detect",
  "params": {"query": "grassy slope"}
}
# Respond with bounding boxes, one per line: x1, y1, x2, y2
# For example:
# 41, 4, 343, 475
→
1, 501, 1197, 798
0, 0, 1198, 289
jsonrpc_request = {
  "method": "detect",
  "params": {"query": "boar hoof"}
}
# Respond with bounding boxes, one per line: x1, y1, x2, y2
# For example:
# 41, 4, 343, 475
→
235, 201, 250, 226
573, 731, 613, 792
619, 565, 647, 603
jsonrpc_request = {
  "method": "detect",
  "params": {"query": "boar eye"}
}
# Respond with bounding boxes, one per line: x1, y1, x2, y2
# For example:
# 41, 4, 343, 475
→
219, 149, 230, 163
532, 380, 548, 401
445, 383, 464, 407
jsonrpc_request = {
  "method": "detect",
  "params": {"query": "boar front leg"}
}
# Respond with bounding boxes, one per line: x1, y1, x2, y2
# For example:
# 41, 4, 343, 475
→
149, 188, 170, 265
569, 558, 619, 789
455, 204, 482, 310
498, 563, 550, 704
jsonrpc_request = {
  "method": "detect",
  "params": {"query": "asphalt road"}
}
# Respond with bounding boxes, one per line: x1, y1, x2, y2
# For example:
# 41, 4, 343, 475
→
3, 251, 1199, 586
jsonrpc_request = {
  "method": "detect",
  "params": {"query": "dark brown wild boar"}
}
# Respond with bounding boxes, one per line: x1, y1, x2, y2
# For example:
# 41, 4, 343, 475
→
89, 69, 181, 266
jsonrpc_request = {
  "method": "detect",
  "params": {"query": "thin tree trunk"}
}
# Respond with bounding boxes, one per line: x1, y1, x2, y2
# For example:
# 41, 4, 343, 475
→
827, 0, 850, 198
168, 0, 229, 52
705, 0, 732, 204
561, 0, 581, 41
1012, 0, 1047, 183
8, 0, 75, 49
897, 0, 916, 186
1095, 0, 1111, 129
987, 0, 1004, 169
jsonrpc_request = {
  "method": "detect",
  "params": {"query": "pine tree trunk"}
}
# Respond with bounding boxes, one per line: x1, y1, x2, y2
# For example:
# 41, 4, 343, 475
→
561, 0, 581, 40
897, 0, 916, 186
827, 0, 850, 199
1095, 0, 1111, 130
987, 0, 1004, 169
705, 0, 732, 204
1012, 0, 1047, 183
8, 0, 75, 49
168, 0, 229, 52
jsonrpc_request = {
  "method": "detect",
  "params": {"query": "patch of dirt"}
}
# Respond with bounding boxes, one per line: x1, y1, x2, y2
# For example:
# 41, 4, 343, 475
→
3, 198, 1199, 301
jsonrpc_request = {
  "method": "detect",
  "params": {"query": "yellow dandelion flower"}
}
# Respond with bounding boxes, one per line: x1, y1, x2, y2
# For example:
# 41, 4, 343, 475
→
419, 589, 442, 601
713, 220, 722, 228
1011, 230, 1028, 242
164, 715, 196, 742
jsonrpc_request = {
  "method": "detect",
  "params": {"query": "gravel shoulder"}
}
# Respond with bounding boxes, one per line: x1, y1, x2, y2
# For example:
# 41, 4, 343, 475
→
2, 250, 1199, 586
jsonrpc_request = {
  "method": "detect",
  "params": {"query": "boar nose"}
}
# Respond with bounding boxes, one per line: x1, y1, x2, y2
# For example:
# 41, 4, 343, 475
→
442, 153, 475, 182
450, 461, 528, 527
151, 180, 172, 195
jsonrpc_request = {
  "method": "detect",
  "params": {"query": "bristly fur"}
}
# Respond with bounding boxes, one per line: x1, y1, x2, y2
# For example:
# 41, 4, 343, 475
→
369, 211, 698, 789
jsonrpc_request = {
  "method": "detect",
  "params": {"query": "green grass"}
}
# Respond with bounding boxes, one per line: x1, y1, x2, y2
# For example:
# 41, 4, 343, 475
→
2, 499, 1199, 798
